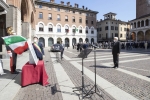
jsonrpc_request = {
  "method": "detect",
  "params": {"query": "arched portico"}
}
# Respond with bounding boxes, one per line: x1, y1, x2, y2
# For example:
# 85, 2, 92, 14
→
145, 30, 150, 41
137, 31, 144, 41
39, 37, 45, 47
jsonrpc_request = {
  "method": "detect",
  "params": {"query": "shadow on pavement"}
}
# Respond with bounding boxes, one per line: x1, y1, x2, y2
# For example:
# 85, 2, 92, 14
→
89, 65, 112, 69
0, 69, 21, 86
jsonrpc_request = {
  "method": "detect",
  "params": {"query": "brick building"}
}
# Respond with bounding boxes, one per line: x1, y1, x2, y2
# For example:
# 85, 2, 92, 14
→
35, 0, 98, 47
0, 0, 36, 57
129, 0, 150, 42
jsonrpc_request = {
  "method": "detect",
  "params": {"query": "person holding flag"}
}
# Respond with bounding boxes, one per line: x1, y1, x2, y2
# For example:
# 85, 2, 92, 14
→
2, 27, 28, 74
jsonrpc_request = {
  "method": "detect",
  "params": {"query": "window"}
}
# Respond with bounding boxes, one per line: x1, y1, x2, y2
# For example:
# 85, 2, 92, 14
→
86, 19, 88, 24
97, 28, 99, 32
86, 13, 89, 16
115, 33, 118, 37
57, 14, 61, 21
72, 26, 76, 33
65, 15, 68, 22
91, 21, 94, 25
111, 26, 114, 30
124, 28, 127, 31
106, 22, 108, 24
91, 28, 94, 34
39, 5, 42, 8
112, 33, 113, 38
48, 13, 52, 20
112, 22, 113, 24
57, 25, 61, 32
121, 27, 122, 31
105, 26, 108, 30
72, 16, 75, 22
79, 18, 82, 23
39, 23, 44, 32
65, 25, 69, 33
120, 34, 122, 37
86, 27, 88, 34
79, 27, 82, 33
99, 34, 101, 38
115, 26, 118, 30
73, 11, 75, 13
106, 33, 108, 39
56, 8, 60, 11
39, 12, 43, 19
48, 24, 53, 32
100, 27, 102, 31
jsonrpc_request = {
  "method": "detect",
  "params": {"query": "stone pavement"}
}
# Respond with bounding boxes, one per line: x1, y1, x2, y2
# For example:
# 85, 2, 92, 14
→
0, 51, 29, 100
1, 48, 150, 100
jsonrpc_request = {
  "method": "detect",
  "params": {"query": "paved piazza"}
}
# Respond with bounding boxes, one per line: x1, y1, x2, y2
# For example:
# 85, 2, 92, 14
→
14, 48, 150, 100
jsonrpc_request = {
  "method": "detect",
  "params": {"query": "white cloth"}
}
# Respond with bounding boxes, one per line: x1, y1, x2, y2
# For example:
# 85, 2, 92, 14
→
0, 60, 4, 75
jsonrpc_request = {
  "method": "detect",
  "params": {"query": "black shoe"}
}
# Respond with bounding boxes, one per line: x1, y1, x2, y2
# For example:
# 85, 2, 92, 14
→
112, 66, 116, 68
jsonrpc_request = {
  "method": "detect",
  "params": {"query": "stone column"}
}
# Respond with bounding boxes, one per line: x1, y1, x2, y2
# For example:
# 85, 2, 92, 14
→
136, 32, 137, 42
22, 22, 32, 40
44, 37, 48, 47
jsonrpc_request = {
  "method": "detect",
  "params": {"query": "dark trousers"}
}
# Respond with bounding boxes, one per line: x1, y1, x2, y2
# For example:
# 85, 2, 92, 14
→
61, 49, 64, 58
10, 53, 17, 73
113, 54, 119, 67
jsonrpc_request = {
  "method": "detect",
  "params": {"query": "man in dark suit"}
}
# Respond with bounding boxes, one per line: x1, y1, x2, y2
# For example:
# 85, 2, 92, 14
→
112, 37, 120, 68
32, 36, 45, 60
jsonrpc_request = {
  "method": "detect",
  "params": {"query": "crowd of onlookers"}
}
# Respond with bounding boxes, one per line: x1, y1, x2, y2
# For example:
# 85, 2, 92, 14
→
72, 41, 150, 52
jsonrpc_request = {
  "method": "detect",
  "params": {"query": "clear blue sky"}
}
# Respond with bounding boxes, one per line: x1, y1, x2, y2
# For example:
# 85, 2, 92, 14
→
43, 0, 136, 22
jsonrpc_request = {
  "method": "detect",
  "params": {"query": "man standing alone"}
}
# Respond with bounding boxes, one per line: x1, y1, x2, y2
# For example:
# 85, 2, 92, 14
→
60, 41, 65, 59
112, 37, 120, 68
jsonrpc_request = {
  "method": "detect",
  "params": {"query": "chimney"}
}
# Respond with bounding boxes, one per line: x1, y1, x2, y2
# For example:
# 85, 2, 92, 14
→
50, 0, 55, 3
67, 2, 70, 6
74, 3, 77, 8
82, 6, 84, 9
77, 4, 79, 8
61, 1, 64, 5
86, 7, 88, 10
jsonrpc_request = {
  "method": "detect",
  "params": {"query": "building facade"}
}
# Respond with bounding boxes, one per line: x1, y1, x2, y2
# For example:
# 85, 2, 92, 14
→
0, 0, 36, 58
0, 0, 9, 57
129, 0, 150, 42
35, 0, 98, 47
97, 12, 130, 42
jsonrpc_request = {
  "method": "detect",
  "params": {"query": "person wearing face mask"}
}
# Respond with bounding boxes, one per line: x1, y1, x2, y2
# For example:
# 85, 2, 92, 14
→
112, 37, 120, 69
32, 36, 45, 60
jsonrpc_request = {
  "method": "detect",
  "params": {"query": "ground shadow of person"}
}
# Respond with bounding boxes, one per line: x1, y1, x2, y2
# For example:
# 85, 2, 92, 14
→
0, 69, 22, 85
89, 65, 112, 69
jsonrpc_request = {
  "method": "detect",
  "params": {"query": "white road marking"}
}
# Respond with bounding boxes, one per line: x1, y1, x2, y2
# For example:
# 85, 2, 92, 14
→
75, 54, 150, 62
121, 66, 150, 72
101, 63, 150, 82
70, 61, 138, 100
65, 50, 77, 55
50, 53, 79, 100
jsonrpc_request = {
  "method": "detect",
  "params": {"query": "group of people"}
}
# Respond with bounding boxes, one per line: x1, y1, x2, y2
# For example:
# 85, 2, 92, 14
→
121, 41, 150, 50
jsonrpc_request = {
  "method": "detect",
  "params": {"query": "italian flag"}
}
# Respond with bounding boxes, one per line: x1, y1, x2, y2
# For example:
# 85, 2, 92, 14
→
2, 35, 28, 54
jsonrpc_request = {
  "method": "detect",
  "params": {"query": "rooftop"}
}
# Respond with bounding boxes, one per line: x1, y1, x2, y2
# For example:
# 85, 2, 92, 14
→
35, 0, 99, 14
